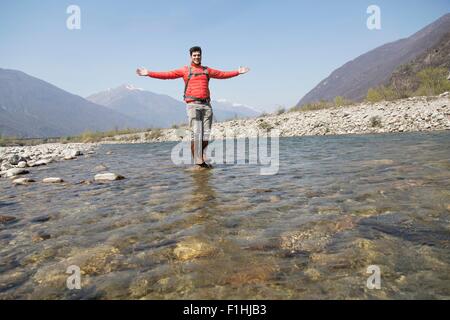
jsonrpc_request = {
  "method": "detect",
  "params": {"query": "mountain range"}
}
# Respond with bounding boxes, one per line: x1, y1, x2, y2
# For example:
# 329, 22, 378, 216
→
0, 68, 147, 138
296, 13, 450, 107
0, 71, 260, 138
86, 85, 260, 128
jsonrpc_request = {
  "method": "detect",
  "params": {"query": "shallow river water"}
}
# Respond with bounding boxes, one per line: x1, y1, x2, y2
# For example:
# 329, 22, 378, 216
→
1, 131, 449, 299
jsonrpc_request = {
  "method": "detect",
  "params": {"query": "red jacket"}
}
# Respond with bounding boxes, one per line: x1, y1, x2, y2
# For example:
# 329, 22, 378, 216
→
147, 63, 239, 103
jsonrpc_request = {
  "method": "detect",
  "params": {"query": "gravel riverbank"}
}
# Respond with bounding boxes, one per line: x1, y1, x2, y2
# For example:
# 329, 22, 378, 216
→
99, 94, 450, 144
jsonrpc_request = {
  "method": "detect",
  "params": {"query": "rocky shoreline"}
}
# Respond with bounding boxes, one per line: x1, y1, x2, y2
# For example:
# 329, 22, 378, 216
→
98, 94, 450, 144
0, 141, 130, 186
0, 143, 99, 180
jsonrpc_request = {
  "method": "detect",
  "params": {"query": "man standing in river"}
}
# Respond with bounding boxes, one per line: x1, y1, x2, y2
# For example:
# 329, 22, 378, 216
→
136, 46, 250, 168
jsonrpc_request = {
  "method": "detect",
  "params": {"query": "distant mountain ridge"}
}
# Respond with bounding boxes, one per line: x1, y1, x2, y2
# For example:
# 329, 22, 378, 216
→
212, 99, 260, 120
0, 69, 147, 138
86, 84, 187, 128
389, 31, 450, 94
296, 13, 450, 107
0, 68, 260, 139
87, 85, 260, 127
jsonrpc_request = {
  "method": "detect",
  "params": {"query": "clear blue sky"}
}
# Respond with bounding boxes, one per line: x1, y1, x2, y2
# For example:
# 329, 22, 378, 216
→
1, 0, 448, 111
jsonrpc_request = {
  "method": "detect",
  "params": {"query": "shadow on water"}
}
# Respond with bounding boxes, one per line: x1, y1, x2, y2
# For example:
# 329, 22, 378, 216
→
358, 213, 450, 249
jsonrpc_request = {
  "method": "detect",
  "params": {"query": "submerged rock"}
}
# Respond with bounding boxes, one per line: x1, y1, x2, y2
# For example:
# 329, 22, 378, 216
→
270, 195, 281, 203
32, 232, 51, 242
0, 215, 17, 225
225, 264, 277, 285
94, 172, 125, 181
5, 168, 29, 178
280, 216, 358, 253
76, 179, 93, 185
42, 177, 64, 183
363, 159, 394, 166
94, 164, 108, 171
280, 229, 332, 253
303, 268, 322, 281
0, 271, 29, 292
32, 245, 122, 289
12, 177, 35, 185
30, 215, 51, 223
67, 246, 122, 275
173, 238, 218, 261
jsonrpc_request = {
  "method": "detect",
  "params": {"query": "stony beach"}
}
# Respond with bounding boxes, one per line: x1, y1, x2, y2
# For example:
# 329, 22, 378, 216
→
0, 143, 99, 181
98, 94, 450, 144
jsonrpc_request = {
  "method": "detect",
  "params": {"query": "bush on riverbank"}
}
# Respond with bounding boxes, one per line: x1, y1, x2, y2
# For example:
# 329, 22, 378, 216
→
366, 86, 399, 103
0, 128, 153, 146
366, 67, 450, 103
287, 67, 450, 112
60, 128, 146, 143
415, 67, 450, 96
289, 96, 353, 113
0, 135, 61, 147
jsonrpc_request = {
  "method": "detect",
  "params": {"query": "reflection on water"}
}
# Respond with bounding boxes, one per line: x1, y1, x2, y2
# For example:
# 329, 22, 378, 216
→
0, 131, 449, 299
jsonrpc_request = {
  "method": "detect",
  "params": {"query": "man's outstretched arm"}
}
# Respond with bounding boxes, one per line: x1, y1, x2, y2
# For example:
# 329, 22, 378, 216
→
208, 66, 250, 79
136, 67, 184, 79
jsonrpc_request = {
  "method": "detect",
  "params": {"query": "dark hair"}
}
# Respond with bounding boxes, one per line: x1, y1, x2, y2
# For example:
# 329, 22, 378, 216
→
189, 46, 202, 56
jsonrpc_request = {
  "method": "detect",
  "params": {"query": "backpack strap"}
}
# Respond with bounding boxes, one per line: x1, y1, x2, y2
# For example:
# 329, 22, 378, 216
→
183, 66, 193, 100
202, 66, 210, 81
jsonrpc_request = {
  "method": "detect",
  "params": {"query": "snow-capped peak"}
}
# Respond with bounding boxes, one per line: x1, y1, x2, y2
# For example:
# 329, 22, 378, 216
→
215, 98, 261, 113
122, 84, 143, 91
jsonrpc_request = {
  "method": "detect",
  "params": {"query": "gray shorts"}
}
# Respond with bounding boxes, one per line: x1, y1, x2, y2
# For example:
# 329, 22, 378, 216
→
186, 102, 213, 141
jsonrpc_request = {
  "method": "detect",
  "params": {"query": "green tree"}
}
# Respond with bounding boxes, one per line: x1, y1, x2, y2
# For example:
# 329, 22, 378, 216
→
333, 96, 353, 107
366, 85, 398, 103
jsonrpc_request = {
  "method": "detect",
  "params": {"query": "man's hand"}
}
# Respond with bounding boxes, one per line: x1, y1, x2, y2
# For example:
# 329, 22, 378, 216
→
136, 67, 149, 76
238, 66, 250, 74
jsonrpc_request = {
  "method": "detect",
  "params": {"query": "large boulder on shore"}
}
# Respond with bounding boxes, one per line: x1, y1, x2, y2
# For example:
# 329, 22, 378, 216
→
8, 154, 26, 165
